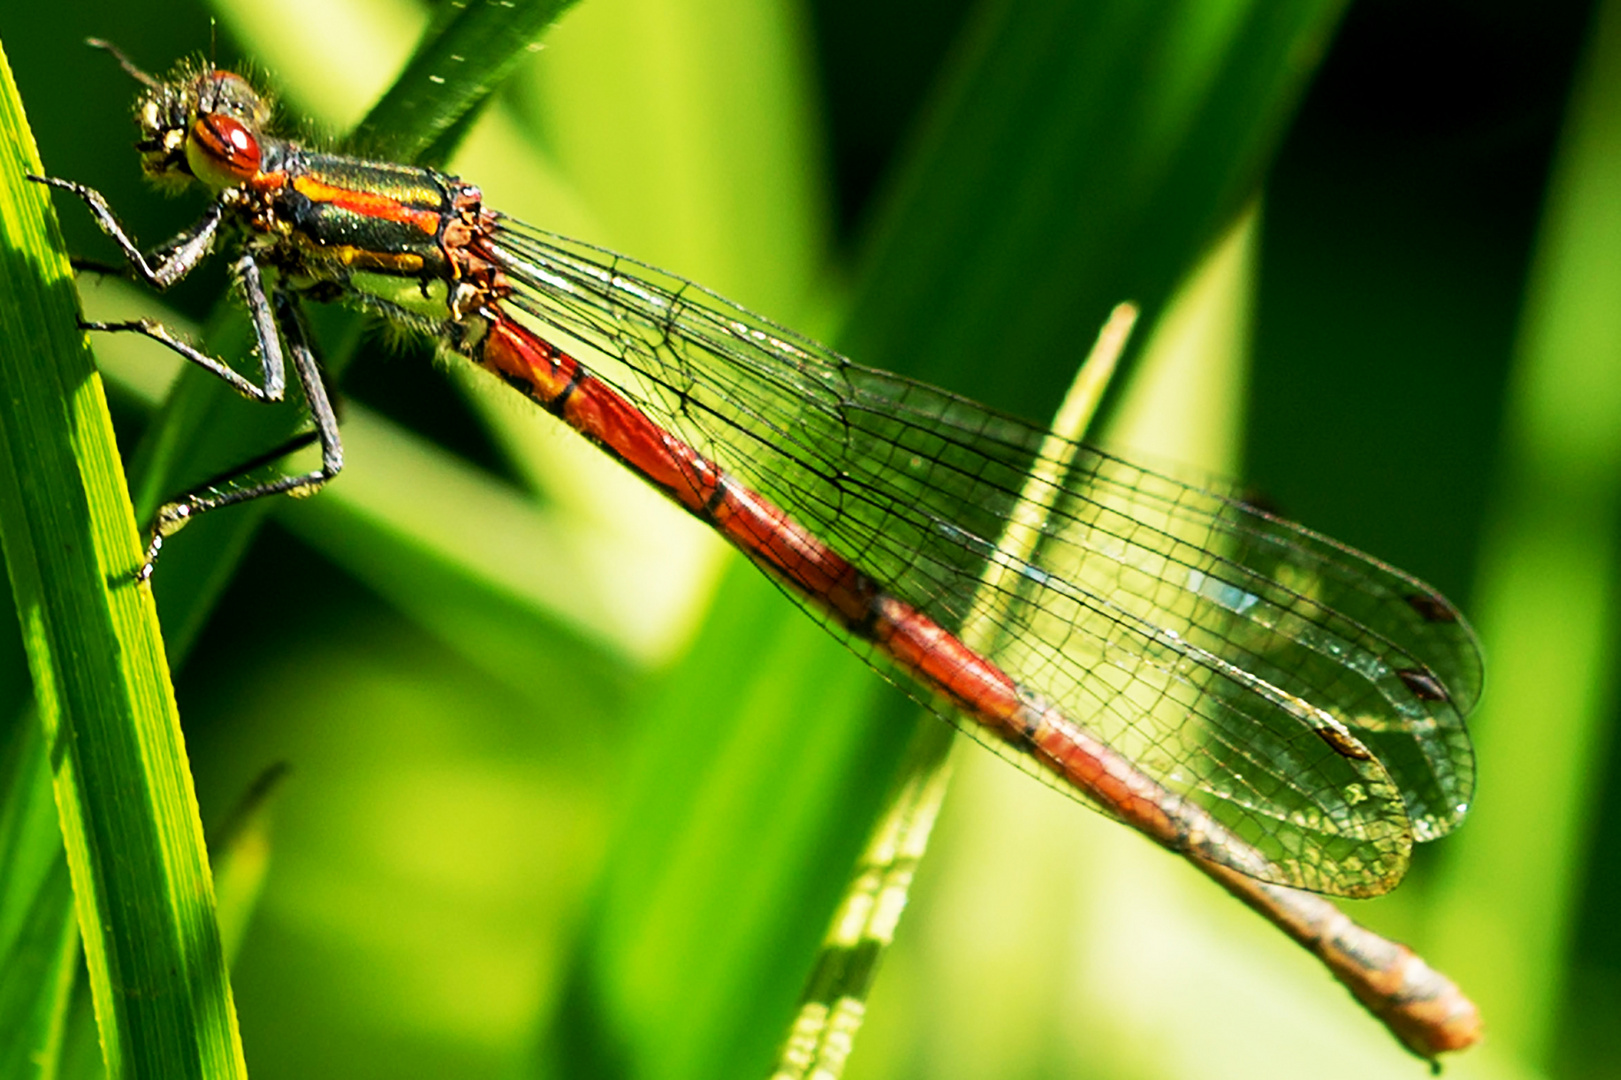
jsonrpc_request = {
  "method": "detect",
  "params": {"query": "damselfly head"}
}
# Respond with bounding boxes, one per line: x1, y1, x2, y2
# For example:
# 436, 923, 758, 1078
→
140, 68, 271, 191
92, 40, 272, 191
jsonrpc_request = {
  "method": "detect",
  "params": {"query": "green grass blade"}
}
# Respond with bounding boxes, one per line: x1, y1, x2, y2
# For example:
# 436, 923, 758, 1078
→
0, 35, 245, 1080
352, 0, 585, 163
769, 306, 1139, 1080
206, 762, 289, 966
844, 0, 1346, 400
0, 715, 76, 1080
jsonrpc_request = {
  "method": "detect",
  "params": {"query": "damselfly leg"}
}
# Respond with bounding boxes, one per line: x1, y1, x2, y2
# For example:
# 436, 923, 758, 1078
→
29, 173, 345, 576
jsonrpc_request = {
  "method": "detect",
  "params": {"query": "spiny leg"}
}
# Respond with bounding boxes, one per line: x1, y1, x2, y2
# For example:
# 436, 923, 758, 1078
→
83, 256, 289, 403
29, 175, 223, 289
141, 287, 344, 579
32, 176, 290, 403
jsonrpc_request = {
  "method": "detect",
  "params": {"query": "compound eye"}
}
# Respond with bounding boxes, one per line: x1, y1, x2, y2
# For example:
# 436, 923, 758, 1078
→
205, 71, 271, 127
186, 113, 261, 188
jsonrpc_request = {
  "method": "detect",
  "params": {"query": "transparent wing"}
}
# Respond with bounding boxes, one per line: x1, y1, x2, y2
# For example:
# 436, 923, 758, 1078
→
483, 219, 1480, 897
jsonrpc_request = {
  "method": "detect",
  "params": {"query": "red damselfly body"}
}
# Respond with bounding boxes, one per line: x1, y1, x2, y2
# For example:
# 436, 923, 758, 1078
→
33, 41, 1484, 1059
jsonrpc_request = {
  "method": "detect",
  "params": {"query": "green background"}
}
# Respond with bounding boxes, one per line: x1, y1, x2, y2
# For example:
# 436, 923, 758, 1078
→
1, 0, 1618, 1077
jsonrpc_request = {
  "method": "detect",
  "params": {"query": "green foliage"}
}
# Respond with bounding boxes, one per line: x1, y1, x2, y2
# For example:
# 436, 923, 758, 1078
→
0, 37, 244, 1080
0, 0, 1617, 1078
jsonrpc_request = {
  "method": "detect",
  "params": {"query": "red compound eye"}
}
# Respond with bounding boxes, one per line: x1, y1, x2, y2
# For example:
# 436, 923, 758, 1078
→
186, 113, 262, 186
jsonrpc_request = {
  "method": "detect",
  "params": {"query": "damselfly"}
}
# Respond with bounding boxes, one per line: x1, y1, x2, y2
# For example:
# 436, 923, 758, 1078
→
35, 41, 1482, 1053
